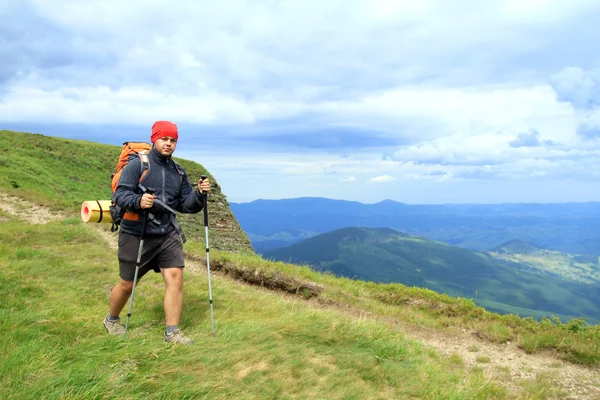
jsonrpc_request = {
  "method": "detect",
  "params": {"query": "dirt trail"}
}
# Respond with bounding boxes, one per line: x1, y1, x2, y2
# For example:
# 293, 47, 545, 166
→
401, 324, 600, 399
1, 193, 599, 399
0, 193, 67, 224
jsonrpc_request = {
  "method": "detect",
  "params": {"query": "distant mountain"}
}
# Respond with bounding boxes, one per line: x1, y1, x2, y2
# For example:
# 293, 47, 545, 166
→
264, 227, 600, 323
491, 240, 543, 255
230, 197, 600, 255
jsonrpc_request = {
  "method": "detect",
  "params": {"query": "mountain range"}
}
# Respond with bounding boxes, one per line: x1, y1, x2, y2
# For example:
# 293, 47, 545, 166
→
230, 197, 600, 255
264, 227, 600, 323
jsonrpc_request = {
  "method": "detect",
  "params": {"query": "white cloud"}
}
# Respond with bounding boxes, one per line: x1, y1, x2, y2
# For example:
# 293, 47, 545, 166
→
3, 0, 600, 203
3, 1, 600, 130
369, 175, 395, 183
0, 85, 256, 124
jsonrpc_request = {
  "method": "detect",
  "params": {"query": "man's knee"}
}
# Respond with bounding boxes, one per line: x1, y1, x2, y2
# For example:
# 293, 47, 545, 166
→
118, 279, 134, 294
162, 267, 183, 288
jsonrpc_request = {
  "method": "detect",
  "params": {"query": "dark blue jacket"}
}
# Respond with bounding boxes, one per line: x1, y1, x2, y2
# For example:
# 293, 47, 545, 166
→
114, 147, 203, 237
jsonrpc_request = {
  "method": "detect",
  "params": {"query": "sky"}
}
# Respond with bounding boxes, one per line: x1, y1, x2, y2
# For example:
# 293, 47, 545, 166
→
2, 0, 600, 204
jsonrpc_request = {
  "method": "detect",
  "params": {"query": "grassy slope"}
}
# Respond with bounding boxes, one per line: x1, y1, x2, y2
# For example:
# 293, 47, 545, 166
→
264, 227, 600, 324
1, 128, 599, 395
1, 214, 517, 399
0, 129, 253, 252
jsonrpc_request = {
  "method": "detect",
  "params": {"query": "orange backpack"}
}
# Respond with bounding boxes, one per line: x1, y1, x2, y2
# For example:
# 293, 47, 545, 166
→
110, 141, 152, 193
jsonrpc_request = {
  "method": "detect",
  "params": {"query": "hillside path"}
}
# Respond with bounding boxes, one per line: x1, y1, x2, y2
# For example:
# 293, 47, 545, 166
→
400, 323, 600, 399
1, 192, 599, 399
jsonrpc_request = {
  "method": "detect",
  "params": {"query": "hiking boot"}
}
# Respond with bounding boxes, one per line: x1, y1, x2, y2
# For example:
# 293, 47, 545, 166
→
103, 316, 126, 335
164, 329, 194, 345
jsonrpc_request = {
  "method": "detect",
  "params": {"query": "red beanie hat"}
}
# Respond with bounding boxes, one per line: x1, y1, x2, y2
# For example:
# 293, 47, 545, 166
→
151, 120, 179, 143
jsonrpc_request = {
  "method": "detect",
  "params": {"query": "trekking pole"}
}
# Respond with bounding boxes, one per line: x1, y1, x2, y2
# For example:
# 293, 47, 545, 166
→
124, 192, 152, 336
200, 175, 215, 335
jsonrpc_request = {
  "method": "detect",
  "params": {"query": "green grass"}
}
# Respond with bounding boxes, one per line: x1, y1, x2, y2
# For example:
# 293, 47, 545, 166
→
2, 129, 599, 397
1, 215, 520, 399
211, 251, 600, 367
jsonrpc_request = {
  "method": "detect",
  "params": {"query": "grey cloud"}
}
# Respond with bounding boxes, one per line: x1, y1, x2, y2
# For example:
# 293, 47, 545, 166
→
577, 124, 600, 139
509, 129, 555, 148
391, 154, 507, 167
235, 125, 407, 151
575, 108, 600, 139
453, 163, 564, 180
549, 66, 600, 110
510, 129, 541, 148
0, 2, 123, 92
548, 66, 600, 141
428, 171, 448, 176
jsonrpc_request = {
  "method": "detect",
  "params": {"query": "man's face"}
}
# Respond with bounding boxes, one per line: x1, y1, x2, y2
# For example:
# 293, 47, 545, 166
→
154, 136, 177, 157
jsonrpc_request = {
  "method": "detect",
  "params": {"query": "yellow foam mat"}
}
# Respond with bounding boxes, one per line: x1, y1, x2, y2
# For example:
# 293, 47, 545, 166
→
81, 200, 113, 223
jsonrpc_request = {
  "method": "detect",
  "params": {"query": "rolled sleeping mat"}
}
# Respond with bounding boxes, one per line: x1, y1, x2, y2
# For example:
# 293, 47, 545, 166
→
81, 200, 113, 223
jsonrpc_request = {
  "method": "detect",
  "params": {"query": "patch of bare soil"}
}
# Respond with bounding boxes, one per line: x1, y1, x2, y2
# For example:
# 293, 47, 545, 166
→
400, 324, 600, 399
92, 225, 119, 251
0, 193, 66, 224
3, 191, 599, 399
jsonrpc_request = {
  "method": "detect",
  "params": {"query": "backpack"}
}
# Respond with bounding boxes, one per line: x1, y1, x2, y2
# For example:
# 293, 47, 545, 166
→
109, 142, 185, 239
111, 141, 152, 193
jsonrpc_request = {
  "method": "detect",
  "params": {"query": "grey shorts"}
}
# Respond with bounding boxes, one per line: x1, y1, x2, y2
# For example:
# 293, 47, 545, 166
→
118, 229, 185, 281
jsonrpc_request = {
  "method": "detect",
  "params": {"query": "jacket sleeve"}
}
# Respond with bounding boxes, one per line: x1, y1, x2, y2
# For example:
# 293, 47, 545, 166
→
113, 158, 144, 212
175, 166, 204, 213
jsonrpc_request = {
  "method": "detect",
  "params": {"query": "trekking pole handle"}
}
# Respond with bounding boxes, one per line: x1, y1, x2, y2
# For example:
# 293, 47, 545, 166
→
200, 175, 209, 227
140, 190, 153, 240
199, 175, 208, 192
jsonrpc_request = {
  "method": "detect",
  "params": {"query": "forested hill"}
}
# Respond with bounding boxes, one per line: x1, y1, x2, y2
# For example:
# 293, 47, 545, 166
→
264, 227, 600, 323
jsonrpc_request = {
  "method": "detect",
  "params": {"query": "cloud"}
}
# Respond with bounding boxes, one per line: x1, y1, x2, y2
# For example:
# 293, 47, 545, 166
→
509, 129, 542, 148
509, 129, 555, 148
4, 0, 600, 203
549, 66, 600, 140
578, 115, 600, 138
369, 175, 395, 183
4, 1, 600, 122
549, 66, 600, 109
234, 126, 406, 150
427, 171, 449, 177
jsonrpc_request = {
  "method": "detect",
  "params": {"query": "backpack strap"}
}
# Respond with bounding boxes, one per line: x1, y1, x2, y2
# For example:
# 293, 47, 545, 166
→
111, 151, 151, 233
138, 183, 187, 243
138, 150, 150, 185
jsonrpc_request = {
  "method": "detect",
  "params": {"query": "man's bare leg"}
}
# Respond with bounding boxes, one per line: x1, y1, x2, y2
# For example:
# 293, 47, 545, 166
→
162, 267, 193, 344
162, 267, 184, 327
109, 279, 134, 317
104, 279, 134, 335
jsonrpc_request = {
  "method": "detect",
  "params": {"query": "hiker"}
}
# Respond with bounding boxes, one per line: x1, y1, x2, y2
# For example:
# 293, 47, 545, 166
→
103, 120, 211, 344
